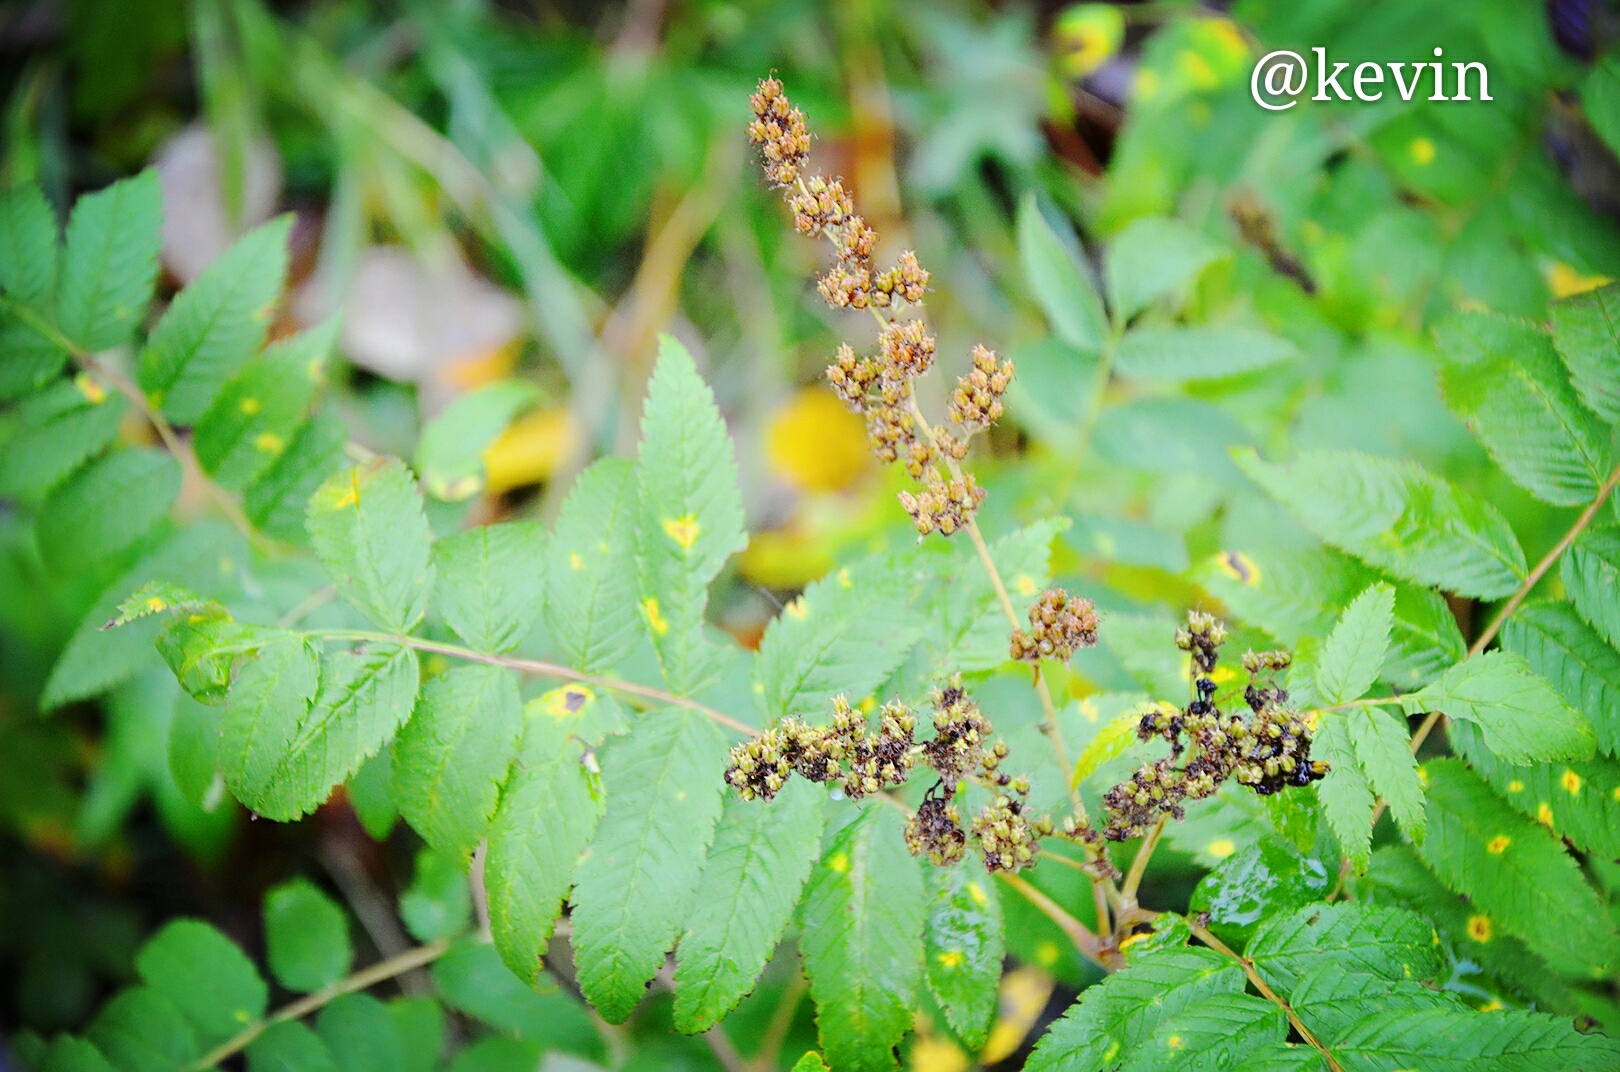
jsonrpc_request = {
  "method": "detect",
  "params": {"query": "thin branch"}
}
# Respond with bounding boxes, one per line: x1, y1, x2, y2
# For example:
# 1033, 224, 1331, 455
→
1190, 923, 1343, 1072
1119, 815, 1168, 908
750, 969, 807, 1072
187, 939, 454, 1070
306, 629, 760, 737
998, 871, 1110, 969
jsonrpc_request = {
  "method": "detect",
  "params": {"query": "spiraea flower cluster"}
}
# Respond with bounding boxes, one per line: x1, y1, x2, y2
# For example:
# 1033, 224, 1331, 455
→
724, 696, 915, 803
1100, 611, 1328, 842
1010, 587, 1100, 663
748, 76, 1013, 538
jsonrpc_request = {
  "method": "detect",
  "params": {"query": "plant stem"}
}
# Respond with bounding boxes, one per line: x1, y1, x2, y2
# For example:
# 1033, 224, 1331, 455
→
1119, 814, 1168, 909
306, 630, 760, 737
750, 969, 807, 1072
998, 871, 1113, 969
188, 939, 454, 1070
1190, 923, 1343, 1072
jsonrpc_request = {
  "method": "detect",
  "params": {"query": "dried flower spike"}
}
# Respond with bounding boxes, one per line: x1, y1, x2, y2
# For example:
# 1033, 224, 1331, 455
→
1010, 588, 1100, 663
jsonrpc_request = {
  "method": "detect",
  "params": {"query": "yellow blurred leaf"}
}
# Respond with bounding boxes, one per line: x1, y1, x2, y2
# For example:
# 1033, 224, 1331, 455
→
482, 406, 577, 494
979, 966, 1053, 1065
738, 526, 835, 590
767, 387, 870, 493
1074, 707, 1157, 784
1053, 5, 1125, 79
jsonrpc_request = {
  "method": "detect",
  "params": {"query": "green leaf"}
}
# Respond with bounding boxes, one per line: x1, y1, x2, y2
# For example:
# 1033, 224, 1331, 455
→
86, 988, 198, 1072
0, 318, 69, 399
135, 920, 266, 1045
1018, 192, 1107, 351
1312, 712, 1375, 871
431, 941, 603, 1058
169, 695, 223, 808
0, 184, 59, 308
791, 1055, 831, 1072
388, 999, 443, 1072
1118, 992, 1285, 1072
1549, 280, 1620, 424
1245, 902, 1442, 993
158, 615, 276, 705
1416, 758, 1619, 979
247, 1021, 341, 1072
1234, 449, 1526, 600
1074, 710, 1146, 786
1315, 583, 1394, 706
1433, 312, 1608, 507
137, 215, 291, 423
1096, 399, 1254, 482
192, 320, 333, 490
485, 712, 603, 984
399, 846, 472, 943
634, 336, 747, 694
393, 664, 524, 860
936, 517, 1069, 672
1025, 947, 1243, 1072
1501, 601, 1620, 755
755, 557, 923, 719
1344, 704, 1425, 843
431, 521, 546, 655
673, 778, 824, 1033
1286, 964, 1458, 1044
923, 857, 1003, 1050
37, 447, 180, 575
264, 877, 352, 993
307, 459, 436, 633
347, 750, 397, 841
1114, 326, 1295, 382
54, 170, 162, 353
39, 1036, 119, 1072
1448, 719, 1620, 866
222, 639, 419, 821
316, 994, 403, 1072
414, 380, 540, 500
1190, 840, 1332, 949
544, 457, 641, 672
571, 708, 728, 1021
1413, 651, 1594, 763
1320, 1002, 1620, 1072
244, 411, 348, 543
800, 806, 926, 1072
1105, 215, 1223, 322
1561, 524, 1620, 653
0, 376, 126, 498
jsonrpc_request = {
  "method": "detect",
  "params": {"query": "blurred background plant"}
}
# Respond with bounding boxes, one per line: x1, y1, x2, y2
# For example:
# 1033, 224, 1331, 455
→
3, 0, 1620, 1068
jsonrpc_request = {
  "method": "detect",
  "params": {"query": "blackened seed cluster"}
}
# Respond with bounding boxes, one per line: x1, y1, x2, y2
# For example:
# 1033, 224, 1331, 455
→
1099, 611, 1328, 842
1010, 587, 1100, 663
748, 76, 1012, 538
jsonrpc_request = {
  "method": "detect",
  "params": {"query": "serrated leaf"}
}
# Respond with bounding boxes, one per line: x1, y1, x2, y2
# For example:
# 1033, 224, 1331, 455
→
1549, 281, 1620, 424
54, 170, 162, 353
158, 615, 277, 705
532, 685, 629, 746
485, 713, 603, 983
1118, 992, 1285, 1072
1114, 326, 1295, 382
264, 877, 352, 993
415, 379, 540, 500
87, 989, 198, 1070
544, 457, 641, 673
634, 336, 747, 694
1447, 719, 1620, 866
316, 994, 402, 1072
923, 857, 1003, 1050
1287, 964, 1458, 1044
1190, 841, 1332, 950
307, 459, 436, 633
39, 1035, 120, 1072
193, 320, 333, 490
673, 778, 825, 1034
43, 523, 245, 709
0, 318, 69, 399
245, 411, 348, 543
1311, 712, 1374, 871
347, 750, 396, 841
0, 376, 126, 498
222, 639, 419, 821
1320, 1002, 1620, 1072
37, 447, 179, 575
1561, 524, 1620, 653
107, 580, 212, 628
0, 184, 59, 308
137, 215, 291, 423
1501, 601, 1620, 755
570, 708, 727, 1021
247, 1021, 340, 1072
755, 557, 923, 718
1246, 902, 1441, 993
432, 521, 546, 654
169, 695, 222, 808
1018, 192, 1107, 351
1025, 947, 1243, 1072
1105, 215, 1223, 322
1345, 705, 1425, 842
1315, 584, 1394, 706
1434, 312, 1608, 506
135, 920, 266, 1045
393, 665, 524, 860
1074, 709, 1147, 785
1416, 758, 1619, 978
799, 806, 926, 1072
1413, 651, 1594, 763
1234, 449, 1526, 600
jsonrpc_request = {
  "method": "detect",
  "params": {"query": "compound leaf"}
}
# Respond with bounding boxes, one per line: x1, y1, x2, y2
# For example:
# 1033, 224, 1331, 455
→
193, 319, 332, 490
1549, 281, 1620, 424
1117, 992, 1285, 1072
1246, 903, 1442, 993
1500, 600, 1620, 755
1105, 215, 1223, 323
544, 457, 642, 673
432, 521, 546, 655
1346, 705, 1425, 842
1313, 712, 1375, 871
1315, 583, 1394, 706
0, 184, 59, 309
37, 447, 179, 575
246, 1021, 340, 1072
1560, 525, 1620, 653
1413, 652, 1594, 763
54, 170, 162, 354
0, 376, 126, 498
1114, 326, 1294, 382
245, 411, 348, 543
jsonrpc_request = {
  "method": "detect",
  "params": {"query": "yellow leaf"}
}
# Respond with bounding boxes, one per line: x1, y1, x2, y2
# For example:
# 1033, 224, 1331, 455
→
483, 406, 577, 495
766, 387, 869, 493
1074, 707, 1156, 785
979, 967, 1053, 1065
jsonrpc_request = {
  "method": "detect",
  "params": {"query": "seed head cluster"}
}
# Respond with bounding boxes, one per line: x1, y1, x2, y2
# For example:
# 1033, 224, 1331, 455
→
749, 76, 1013, 538
1099, 611, 1328, 842
1010, 588, 1100, 663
